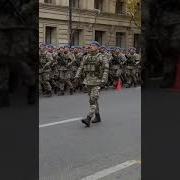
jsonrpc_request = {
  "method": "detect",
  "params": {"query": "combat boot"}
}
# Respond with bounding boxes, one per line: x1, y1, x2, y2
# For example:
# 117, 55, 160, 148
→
92, 113, 101, 123
81, 116, 91, 127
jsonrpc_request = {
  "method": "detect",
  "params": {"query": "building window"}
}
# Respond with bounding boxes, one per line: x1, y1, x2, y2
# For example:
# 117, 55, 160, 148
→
44, 0, 52, 3
116, 32, 126, 47
45, 26, 57, 45
94, 0, 103, 11
72, 0, 79, 8
72, 30, 82, 46
95, 31, 105, 45
116, 0, 124, 14
134, 34, 141, 53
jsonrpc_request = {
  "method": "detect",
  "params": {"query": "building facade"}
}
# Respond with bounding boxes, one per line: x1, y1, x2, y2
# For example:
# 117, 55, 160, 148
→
39, 0, 140, 49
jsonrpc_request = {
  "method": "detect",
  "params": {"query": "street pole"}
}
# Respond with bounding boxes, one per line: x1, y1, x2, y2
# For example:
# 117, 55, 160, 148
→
68, 0, 72, 47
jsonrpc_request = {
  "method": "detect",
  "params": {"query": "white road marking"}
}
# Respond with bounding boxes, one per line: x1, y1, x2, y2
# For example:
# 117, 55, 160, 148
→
81, 160, 140, 180
39, 117, 83, 128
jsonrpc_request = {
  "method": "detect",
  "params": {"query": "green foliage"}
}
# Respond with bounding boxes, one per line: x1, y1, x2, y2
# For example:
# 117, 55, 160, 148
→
127, 0, 141, 29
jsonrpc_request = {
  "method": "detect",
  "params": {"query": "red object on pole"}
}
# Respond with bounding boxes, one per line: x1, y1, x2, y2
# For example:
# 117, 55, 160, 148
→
116, 80, 122, 92
172, 59, 180, 91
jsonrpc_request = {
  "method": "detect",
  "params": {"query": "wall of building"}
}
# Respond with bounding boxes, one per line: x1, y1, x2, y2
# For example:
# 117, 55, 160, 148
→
39, 0, 140, 48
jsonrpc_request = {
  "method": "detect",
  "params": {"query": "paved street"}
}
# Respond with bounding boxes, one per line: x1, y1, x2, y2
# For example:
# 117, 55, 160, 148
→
39, 87, 141, 180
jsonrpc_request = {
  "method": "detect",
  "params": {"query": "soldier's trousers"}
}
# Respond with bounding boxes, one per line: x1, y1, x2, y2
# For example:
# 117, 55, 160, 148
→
87, 85, 101, 118
59, 79, 73, 91
40, 73, 52, 92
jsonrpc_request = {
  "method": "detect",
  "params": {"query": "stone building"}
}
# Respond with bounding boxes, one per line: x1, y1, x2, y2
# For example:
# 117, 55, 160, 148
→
39, 0, 140, 49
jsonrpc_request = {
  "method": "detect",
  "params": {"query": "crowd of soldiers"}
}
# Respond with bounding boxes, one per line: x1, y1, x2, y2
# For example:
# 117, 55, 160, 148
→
39, 43, 141, 97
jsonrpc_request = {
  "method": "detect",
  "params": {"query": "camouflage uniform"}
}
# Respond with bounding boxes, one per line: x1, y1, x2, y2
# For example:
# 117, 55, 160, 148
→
50, 56, 59, 94
58, 51, 75, 95
109, 53, 121, 88
124, 52, 138, 87
75, 50, 109, 127
72, 52, 83, 91
118, 53, 127, 86
39, 51, 52, 96
134, 53, 141, 86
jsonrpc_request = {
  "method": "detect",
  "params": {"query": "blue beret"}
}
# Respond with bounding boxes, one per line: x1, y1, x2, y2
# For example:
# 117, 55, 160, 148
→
89, 41, 100, 47
101, 46, 107, 50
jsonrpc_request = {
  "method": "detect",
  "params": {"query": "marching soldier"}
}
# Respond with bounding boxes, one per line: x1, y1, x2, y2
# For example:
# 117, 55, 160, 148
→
124, 47, 138, 87
75, 41, 109, 127
56, 47, 73, 95
39, 48, 53, 96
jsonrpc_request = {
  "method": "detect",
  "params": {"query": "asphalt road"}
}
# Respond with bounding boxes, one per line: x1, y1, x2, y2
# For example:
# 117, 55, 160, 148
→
39, 87, 141, 180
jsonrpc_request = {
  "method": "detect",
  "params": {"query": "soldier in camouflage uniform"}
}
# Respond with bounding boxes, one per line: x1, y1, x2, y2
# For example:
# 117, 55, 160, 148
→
75, 41, 109, 127
99, 46, 112, 89
109, 48, 122, 88
117, 48, 127, 86
99, 46, 113, 63
124, 48, 139, 87
58, 47, 75, 95
72, 47, 83, 92
50, 57, 59, 94
39, 48, 52, 96
134, 51, 141, 86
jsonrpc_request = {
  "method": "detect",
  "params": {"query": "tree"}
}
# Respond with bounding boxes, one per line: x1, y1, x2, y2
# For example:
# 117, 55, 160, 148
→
126, 0, 141, 29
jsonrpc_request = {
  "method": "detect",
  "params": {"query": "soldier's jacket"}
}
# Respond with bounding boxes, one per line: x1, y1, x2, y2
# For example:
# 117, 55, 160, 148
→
118, 54, 127, 63
50, 61, 59, 79
72, 53, 83, 71
126, 53, 139, 66
63, 51, 75, 67
101, 52, 112, 63
54, 52, 73, 80
39, 52, 50, 74
75, 52, 109, 86
109, 55, 122, 77
110, 55, 121, 68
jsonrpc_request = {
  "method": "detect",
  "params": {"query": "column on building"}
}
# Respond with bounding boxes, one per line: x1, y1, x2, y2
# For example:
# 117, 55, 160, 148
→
107, 26, 115, 46
39, 22, 44, 44
57, 22, 69, 46
80, 0, 94, 10
83, 24, 93, 45
55, 0, 61, 5
58, 0, 69, 6
103, 0, 110, 13
127, 29, 134, 48
109, 0, 117, 14
107, 30, 116, 47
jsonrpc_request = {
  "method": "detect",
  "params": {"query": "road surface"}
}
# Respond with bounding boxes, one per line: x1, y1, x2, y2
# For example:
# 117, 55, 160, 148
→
39, 87, 141, 180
